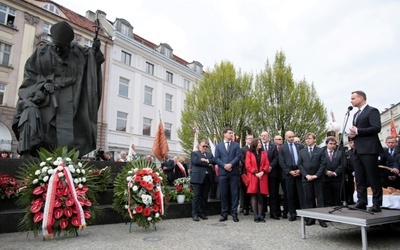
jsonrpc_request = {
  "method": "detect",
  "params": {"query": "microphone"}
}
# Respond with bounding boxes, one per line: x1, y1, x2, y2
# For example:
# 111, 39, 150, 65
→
347, 106, 353, 111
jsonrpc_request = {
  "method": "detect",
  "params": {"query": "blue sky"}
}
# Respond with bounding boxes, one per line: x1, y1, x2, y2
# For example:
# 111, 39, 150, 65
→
55, 0, 400, 132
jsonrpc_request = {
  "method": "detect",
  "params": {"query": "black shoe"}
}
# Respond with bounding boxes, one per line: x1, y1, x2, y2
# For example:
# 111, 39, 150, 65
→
259, 218, 266, 223
305, 219, 315, 226
254, 217, 260, 223
282, 214, 288, 219
289, 216, 297, 222
219, 216, 228, 222
352, 202, 367, 210
233, 216, 239, 222
270, 215, 280, 220
193, 216, 199, 221
243, 210, 249, 216
319, 220, 327, 228
368, 205, 382, 213
199, 214, 208, 220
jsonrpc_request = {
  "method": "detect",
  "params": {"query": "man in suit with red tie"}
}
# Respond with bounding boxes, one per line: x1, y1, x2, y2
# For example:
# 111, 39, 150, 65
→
215, 128, 242, 222
190, 139, 216, 221
323, 136, 344, 206
349, 90, 383, 212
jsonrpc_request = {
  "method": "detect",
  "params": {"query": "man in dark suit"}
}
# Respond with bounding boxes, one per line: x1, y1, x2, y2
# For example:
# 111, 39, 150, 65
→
379, 136, 399, 188
279, 131, 306, 221
323, 136, 344, 206
349, 90, 383, 212
190, 139, 216, 221
215, 128, 242, 222
261, 131, 280, 220
239, 134, 253, 215
161, 153, 175, 186
298, 132, 327, 227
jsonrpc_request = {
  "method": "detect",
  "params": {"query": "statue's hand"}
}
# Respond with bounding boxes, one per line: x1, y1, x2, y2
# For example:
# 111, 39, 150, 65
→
93, 38, 101, 51
44, 81, 54, 93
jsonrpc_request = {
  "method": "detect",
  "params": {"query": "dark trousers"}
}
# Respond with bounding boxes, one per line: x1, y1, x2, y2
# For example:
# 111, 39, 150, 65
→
219, 174, 240, 216
281, 178, 288, 215
192, 176, 211, 217
303, 180, 324, 209
354, 153, 382, 206
268, 176, 281, 217
324, 181, 342, 206
239, 178, 251, 211
285, 176, 306, 216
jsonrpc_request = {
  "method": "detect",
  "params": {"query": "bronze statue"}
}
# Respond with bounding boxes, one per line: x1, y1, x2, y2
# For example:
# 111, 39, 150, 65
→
12, 21, 104, 158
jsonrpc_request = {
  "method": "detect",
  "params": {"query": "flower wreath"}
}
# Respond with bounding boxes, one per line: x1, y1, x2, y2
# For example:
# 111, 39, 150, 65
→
113, 158, 169, 230
0, 173, 26, 199
17, 147, 109, 238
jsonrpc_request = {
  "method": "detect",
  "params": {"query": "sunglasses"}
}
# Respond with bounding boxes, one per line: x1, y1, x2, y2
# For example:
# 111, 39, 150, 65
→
201, 145, 209, 148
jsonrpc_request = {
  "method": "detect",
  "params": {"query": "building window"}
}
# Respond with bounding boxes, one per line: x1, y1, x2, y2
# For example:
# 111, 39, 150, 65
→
144, 86, 153, 105
43, 22, 52, 42
0, 83, 5, 105
164, 123, 172, 140
166, 71, 173, 83
0, 3, 16, 26
165, 93, 173, 111
184, 79, 190, 90
119, 77, 129, 97
121, 51, 131, 65
43, 3, 60, 15
0, 42, 11, 66
120, 23, 129, 36
84, 39, 93, 48
116, 111, 128, 131
143, 118, 152, 136
146, 62, 154, 75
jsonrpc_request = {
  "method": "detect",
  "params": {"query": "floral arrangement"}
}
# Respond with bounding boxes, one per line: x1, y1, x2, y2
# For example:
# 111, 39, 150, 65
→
17, 147, 109, 238
170, 177, 193, 202
0, 173, 26, 199
113, 157, 169, 230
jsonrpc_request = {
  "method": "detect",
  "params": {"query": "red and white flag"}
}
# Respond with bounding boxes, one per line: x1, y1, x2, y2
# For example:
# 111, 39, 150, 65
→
152, 119, 169, 161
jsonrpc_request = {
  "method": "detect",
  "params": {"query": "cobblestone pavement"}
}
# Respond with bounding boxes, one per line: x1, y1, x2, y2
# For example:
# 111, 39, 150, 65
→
1, 214, 400, 250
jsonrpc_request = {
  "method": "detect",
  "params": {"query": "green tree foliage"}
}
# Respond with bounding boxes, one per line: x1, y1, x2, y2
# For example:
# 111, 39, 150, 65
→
178, 61, 254, 155
253, 51, 327, 143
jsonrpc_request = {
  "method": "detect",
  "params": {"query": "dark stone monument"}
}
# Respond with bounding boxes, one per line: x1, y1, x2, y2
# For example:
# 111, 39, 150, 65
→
12, 21, 104, 158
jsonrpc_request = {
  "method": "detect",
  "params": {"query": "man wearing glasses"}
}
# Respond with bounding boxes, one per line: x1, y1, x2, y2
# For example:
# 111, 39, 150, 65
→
190, 139, 216, 221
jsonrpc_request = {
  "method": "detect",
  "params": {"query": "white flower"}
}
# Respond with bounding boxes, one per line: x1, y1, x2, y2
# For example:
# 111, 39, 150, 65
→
43, 176, 49, 182
127, 171, 133, 175
79, 178, 82, 182
124, 205, 129, 209
132, 210, 136, 214
57, 157, 63, 161
81, 169, 85, 174
76, 169, 81, 174
143, 175, 153, 183
141, 194, 152, 206
41, 167, 48, 173
40, 162, 46, 167
159, 177, 163, 181
53, 161, 59, 166
132, 186, 138, 192
126, 176, 132, 182
147, 217, 152, 221
74, 178, 79, 184
56, 165, 63, 172
81, 177, 86, 183
155, 213, 160, 218
47, 169, 54, 175
69, 168, 75, 173
78, 184, 83, 189
46, 157, 52, 161
78, 162, 82, 167
65, 157, 71, 162
32, 179, 38, 184
35, 170, 41, 176
133, 168, 139, 173
58, 172, 64, 178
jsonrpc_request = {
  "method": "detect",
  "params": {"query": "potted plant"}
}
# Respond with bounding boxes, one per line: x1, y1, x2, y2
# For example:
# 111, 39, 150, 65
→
170, 177, 193, 203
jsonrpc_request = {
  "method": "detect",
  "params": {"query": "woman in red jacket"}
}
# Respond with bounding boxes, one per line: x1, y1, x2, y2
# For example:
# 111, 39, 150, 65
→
245, 138, 270, 222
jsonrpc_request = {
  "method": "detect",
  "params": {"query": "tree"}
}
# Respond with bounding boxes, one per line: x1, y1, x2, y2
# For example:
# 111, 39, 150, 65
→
253, 51, 327, 143
178, 61, 254, 155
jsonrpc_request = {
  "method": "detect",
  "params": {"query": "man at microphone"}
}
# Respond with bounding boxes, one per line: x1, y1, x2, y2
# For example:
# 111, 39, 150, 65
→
349, 90, 383, 212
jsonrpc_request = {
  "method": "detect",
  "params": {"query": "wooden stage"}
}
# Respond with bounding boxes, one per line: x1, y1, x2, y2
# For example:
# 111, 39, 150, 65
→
297, 207, 400, 250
